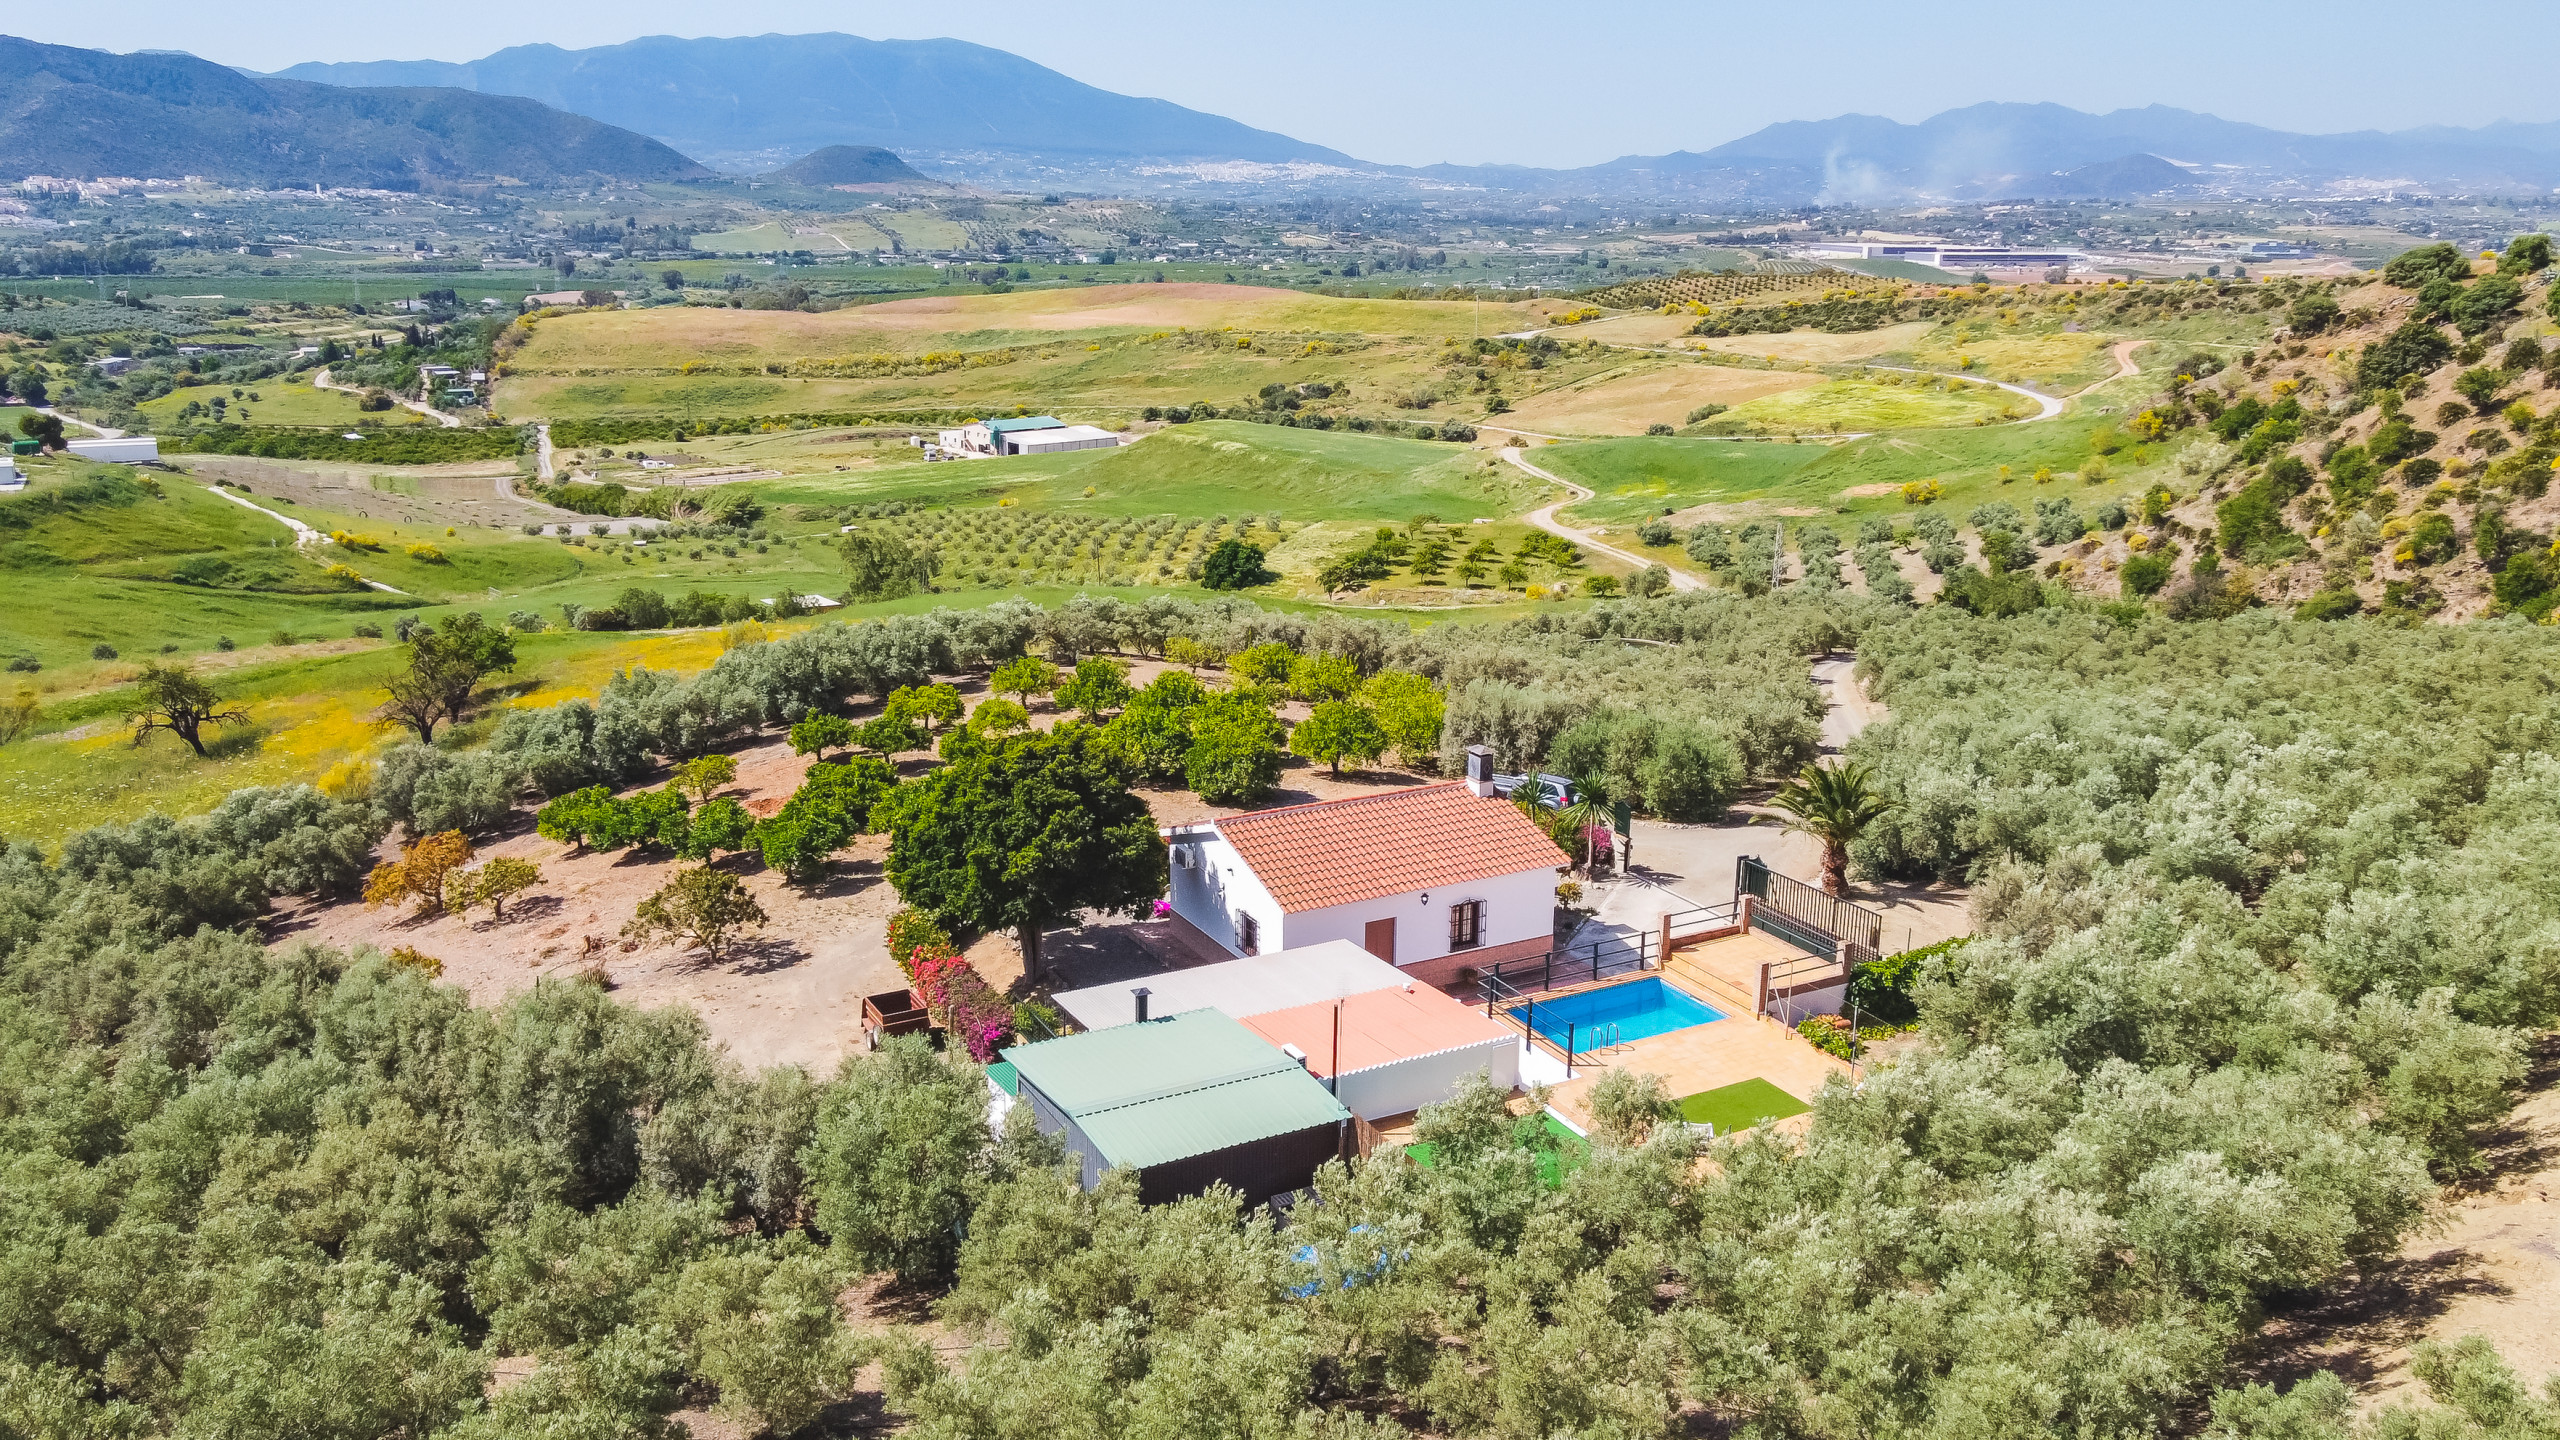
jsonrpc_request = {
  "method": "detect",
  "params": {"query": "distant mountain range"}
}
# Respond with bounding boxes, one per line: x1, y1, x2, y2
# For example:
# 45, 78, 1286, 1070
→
259, 39, 2560, 199
1648, 102, 2560, 201
269, 34, 1354, 174
0, 35, 707, 188
15, 28, 2560, 203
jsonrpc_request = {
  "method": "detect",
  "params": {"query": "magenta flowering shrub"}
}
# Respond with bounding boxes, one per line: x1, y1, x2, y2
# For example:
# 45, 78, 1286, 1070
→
907, 946, 1015, 1063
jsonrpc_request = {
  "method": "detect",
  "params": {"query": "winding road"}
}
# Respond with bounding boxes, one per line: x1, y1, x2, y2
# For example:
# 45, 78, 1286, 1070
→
198, 483, 405, 593
1502, 447, 1708, 591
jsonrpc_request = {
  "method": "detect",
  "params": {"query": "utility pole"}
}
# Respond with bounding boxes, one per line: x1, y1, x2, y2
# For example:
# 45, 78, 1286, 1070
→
1771, 521, 1785, 591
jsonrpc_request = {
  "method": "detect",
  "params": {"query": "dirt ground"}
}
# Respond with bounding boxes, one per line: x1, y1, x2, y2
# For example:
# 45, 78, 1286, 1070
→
269, 658, 1449, 1075
2240, 1036, 2560, 1409
189, 454, 570, 533
271, 728, 909, 1075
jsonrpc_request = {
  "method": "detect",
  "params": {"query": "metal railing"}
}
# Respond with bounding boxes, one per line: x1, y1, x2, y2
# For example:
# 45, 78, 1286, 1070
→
1737, 856, 1885, 968
1479, 928, 1654, 1008
1658, 900, 1740, 944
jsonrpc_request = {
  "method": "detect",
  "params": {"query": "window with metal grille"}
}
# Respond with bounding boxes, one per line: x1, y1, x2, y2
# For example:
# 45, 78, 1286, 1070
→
1448, 899, 1484, 950
1235, 909, 1259, 954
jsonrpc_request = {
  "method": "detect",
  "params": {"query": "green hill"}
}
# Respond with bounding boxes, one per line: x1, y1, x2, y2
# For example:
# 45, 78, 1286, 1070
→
0, 35, 710, 187
768, 145, 930, 187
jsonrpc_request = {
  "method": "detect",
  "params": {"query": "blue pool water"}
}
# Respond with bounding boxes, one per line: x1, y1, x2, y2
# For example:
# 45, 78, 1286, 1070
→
1523, 977, 1724, 1050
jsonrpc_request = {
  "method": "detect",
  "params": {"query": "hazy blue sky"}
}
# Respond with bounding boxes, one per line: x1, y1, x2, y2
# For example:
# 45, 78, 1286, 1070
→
26, 1, 2552, 169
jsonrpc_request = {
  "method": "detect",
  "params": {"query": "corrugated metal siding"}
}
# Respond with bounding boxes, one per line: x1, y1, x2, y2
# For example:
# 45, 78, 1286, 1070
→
1075, 1069, 1352, 1170
1002, 1010, 1293, 1112
1019, 1075, 1108, 1191
1136, 1122, 1345, 1206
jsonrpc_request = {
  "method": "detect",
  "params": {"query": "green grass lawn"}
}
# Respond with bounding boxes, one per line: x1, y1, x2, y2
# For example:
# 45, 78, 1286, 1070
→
1541, 411, 2167, 538
1677, 1078, 1810, 1133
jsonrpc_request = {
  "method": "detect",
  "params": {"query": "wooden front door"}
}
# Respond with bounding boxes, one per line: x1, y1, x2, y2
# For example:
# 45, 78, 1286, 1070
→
1362, 917, 1397, 964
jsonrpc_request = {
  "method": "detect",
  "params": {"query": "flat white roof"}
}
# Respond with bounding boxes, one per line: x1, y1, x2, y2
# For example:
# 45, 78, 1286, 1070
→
1053, 939, 1407, 1031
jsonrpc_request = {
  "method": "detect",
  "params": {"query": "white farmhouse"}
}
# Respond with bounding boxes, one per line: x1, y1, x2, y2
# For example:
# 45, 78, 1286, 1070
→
1163, 747, 1569, 991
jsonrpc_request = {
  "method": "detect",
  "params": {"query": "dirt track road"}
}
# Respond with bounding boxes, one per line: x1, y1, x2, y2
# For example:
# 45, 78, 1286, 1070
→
1502, 447, 1707, 591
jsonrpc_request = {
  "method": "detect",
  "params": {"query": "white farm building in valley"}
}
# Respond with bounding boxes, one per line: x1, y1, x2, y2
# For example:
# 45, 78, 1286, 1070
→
934, 415, 1122, 457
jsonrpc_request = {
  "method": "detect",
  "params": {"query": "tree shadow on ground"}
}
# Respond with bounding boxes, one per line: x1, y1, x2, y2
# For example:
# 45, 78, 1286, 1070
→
203, 724, 269, 760
721, 934, 811, 977
2230, 1030, 2560, 1396
1023, 917, 1208, 1000
470, 893, 565, 930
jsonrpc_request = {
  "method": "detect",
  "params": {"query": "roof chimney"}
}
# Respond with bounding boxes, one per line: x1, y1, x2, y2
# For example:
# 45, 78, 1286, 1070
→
1464, 743, 1497, 798
1132, 986, 1152, 1023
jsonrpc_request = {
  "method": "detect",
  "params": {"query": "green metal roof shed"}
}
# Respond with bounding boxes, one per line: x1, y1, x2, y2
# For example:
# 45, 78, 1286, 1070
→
984, 415, 1064, 436
1000, 1009, 1352, 1203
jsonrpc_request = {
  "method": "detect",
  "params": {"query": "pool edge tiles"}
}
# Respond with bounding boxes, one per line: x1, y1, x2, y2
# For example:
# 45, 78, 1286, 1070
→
1518, 976, 1725, 1049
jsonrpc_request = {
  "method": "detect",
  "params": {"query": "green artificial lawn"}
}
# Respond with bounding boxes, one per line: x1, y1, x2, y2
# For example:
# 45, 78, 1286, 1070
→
1677, 1078, 1810, 1133
1398, 1114, 1588, 1189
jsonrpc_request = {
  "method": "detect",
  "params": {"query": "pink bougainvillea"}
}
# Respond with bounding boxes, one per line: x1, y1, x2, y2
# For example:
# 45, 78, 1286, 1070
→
881, 908, 1014, 1062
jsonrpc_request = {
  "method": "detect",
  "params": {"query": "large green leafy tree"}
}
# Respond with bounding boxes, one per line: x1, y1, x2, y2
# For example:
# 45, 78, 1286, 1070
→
380, 613, 516, 743
873, 728, 1166, 977
1198, 539, 1274, 591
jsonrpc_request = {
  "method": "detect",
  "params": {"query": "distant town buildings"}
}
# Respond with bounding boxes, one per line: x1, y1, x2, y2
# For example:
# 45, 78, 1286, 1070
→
1805, 241, 2078, 270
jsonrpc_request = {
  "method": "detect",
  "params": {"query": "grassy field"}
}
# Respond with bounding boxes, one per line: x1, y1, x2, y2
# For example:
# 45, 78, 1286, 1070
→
1711, 375, 2020, 434
1537, 439, 1824, 525
2, 420, 1566, 680
965, 423, 1541, 523
139, 377, 430, 429
497, 283, 1572, 426
1502, 361, 1823, 436
1542, 402, 2166, 535
1886, 324, 2117, 391
1705, 321, 1937, 364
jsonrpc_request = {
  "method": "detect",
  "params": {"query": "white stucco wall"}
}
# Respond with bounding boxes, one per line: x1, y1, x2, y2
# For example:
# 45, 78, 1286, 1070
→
1279, 864, 1556, 969
1334, 1039, 1521, 1120
1166, 829, 1285, 957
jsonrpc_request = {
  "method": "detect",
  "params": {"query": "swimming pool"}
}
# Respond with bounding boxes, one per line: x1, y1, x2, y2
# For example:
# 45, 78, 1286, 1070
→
1520, 977, 1724, 1050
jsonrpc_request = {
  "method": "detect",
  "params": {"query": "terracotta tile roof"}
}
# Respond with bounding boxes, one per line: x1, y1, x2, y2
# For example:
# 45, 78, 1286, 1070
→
1241, 984, 1515, 1077
1213, 782, 1569, 914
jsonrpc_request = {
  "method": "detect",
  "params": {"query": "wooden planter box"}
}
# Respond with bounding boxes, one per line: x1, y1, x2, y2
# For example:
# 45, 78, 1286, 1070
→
862, 988, 931, 1050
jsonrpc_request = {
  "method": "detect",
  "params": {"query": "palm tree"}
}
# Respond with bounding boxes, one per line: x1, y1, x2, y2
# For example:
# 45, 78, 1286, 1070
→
1768, 761, 1891, 897
1555, 776, 1614, 876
